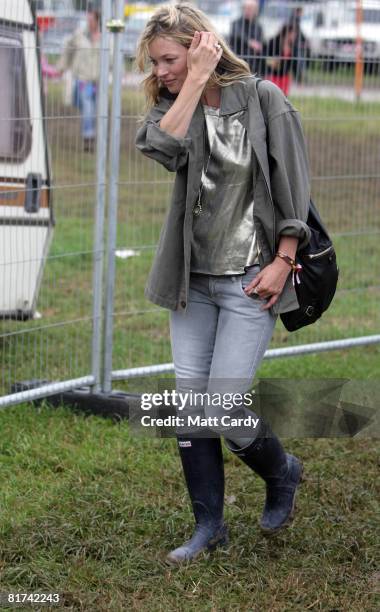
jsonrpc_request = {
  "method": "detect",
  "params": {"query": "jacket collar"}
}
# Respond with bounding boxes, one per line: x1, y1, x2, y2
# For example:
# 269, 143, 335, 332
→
219, 78, 250, 116
187, 77, 259, 150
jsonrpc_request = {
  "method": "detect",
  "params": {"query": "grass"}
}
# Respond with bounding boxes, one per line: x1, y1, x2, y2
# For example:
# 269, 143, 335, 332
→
0, 369, 379, 610
302, 59, 380, 84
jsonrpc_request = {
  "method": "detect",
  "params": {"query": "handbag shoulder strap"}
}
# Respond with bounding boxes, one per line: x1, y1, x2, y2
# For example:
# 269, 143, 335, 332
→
251, 77, 269, 126
254, 78, 317, 227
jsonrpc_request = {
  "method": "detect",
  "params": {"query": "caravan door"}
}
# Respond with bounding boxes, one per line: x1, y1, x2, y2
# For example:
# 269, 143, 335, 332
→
0, 0, 53, 319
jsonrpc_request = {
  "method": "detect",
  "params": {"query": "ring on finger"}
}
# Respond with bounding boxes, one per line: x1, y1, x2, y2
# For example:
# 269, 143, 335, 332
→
214, 42, 221, 50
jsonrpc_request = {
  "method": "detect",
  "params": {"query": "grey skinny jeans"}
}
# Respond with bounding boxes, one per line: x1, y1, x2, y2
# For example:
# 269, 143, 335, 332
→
169, 264, 277, 447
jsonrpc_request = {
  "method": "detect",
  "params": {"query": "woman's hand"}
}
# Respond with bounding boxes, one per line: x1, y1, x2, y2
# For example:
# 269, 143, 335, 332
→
244, 258, 291, 310
187, 31, 223, 85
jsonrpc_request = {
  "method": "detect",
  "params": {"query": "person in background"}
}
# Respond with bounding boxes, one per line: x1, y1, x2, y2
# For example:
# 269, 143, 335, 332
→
229, 0, 266, 76
291, 7, 310, 85
57, 4, 101, 152
264, 21, 297, 96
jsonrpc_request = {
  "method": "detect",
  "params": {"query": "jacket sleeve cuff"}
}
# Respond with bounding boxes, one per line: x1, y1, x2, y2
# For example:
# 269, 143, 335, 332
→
276, 218, 311, 250
146, 122, 192, 157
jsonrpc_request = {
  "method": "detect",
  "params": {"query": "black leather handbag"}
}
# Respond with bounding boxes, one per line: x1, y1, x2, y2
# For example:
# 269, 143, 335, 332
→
280, 199, 339, 332
255, 78, 339, 331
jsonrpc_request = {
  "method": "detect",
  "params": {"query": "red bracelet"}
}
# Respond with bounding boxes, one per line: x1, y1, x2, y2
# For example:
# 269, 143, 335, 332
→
276, 250, 303, 286
276, 250, 297, 270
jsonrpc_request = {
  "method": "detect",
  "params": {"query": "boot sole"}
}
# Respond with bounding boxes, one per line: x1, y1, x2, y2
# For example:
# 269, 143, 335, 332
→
165, 528, 229, 566
260, 462, 304, 536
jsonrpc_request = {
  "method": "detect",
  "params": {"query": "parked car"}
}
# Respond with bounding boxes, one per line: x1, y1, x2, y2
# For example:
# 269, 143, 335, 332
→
124, 2, 159, 18
39, 14, 86, 55
122, 1, 240, 48
33, 0, 72, 33
258, 0, 307, 41
301, 0, 380, 68
202, 1, 241, 39
32, 0, 86, 55
122, 11, 154, 58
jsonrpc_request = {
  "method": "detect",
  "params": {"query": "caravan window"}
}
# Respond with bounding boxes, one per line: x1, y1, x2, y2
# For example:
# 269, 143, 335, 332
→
346, 7, 380, 24
0, 30, 32, 162
352, 9, 380, 23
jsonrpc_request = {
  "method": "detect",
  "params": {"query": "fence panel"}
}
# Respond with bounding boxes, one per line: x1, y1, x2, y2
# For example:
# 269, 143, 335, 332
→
1, 0, 379, 407
0, 0, 112, 406
110, 0, 380, 387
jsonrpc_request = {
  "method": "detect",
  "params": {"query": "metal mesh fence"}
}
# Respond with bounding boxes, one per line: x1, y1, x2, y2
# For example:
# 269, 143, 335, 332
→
1, 0, 379, 406
112, 0, 380, 383
0, 0, 108, 403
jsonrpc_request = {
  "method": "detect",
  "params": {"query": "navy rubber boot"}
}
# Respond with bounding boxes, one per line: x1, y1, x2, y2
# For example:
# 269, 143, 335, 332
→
225, 422, 303, 534
166, 436, 228, 565
258, 453, 303, 533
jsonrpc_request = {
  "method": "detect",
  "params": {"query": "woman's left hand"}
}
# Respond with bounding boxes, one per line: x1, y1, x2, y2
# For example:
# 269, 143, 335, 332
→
244, 258, 291, 310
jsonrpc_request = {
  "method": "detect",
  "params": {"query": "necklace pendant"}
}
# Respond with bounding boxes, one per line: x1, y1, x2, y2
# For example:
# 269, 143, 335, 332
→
193, 201, 202, 216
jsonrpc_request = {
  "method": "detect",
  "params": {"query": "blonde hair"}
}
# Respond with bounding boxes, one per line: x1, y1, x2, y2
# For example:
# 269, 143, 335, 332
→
136, 2, 252, 109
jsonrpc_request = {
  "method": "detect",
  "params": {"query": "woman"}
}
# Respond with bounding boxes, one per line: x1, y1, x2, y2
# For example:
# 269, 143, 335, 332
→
264, 22, 298, 95
135, 3, 310, 565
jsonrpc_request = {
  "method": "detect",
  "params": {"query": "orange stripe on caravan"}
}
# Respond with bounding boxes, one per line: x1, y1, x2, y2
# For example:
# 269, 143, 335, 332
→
0, 185, 49, 208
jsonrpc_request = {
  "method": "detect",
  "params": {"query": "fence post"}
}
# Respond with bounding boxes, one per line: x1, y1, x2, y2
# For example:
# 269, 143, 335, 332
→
102, 0, 125, 393
91, 0, 112, 393
354, 0, 364, 101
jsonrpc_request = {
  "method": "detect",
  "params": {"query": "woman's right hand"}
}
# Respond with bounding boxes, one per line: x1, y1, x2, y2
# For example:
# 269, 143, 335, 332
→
187, 31, 223, 84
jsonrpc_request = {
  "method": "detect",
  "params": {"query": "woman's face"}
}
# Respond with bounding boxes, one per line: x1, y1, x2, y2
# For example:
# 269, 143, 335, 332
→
148, 36, 189, 93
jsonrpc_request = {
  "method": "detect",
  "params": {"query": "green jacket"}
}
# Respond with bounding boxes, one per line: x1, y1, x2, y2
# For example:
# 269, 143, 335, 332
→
135, 76, 311, 314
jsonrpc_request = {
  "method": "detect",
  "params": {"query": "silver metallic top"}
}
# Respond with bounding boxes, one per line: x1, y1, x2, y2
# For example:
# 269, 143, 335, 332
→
190, 105, 259, 275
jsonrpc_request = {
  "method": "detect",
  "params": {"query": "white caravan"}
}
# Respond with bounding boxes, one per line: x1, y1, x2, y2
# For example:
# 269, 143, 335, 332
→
0, 0, 53, 319
302, 0, 380, 66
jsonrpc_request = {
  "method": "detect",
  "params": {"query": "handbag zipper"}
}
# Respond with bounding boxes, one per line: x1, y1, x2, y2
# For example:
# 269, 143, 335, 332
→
305, 245, 334, 260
